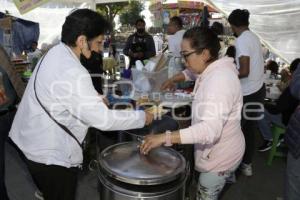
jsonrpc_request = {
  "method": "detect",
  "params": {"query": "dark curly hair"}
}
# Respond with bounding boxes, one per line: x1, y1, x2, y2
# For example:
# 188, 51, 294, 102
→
290, 58, 300, 73
61, 9, 111, 47
266, 60, 279, 74
135, 18, 146, 26
170, 16, 183, 29
228, 9, 250, 27
210, 22, 224, 36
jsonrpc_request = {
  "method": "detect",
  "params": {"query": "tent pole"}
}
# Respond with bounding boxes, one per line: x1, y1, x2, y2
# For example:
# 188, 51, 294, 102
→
91, 0, 96, 11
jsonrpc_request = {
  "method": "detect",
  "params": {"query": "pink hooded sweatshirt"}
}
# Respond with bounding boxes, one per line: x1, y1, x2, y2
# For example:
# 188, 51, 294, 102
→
181, 57, 245, 172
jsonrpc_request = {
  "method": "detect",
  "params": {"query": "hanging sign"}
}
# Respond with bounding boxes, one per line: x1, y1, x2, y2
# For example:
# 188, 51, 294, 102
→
13, 0, 49, 15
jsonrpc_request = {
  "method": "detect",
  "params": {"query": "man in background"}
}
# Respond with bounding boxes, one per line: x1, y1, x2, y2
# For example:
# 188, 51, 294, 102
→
123, 19, 156, 68
167, 16, 186, 78
28, 41, 42, 57
228, 9, 266, 177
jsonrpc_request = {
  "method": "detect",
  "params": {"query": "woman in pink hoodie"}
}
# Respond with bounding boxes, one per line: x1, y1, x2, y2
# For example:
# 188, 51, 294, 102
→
140, 27, 245, 200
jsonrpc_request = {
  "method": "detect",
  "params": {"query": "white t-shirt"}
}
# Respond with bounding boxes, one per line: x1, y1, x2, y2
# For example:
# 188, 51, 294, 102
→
167, 29, 186, 77
168, 29, 186, 57
153, 35, 163, 54
235, 30, 264, 96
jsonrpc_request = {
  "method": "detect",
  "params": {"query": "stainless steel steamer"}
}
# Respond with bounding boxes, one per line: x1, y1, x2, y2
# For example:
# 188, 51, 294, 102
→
97, 142, 187, 200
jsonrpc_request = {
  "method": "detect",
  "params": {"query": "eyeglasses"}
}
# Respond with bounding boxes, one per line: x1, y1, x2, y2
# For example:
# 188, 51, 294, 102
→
180, 51, 197, 62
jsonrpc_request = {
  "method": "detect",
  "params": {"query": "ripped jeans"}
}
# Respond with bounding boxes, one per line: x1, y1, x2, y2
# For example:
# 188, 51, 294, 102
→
196, 170, 234, 200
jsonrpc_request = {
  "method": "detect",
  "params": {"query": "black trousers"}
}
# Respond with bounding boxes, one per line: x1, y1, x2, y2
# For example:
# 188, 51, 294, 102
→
241, 84, 266, 164
0, 110, 16, 200
26, 159, 79, 200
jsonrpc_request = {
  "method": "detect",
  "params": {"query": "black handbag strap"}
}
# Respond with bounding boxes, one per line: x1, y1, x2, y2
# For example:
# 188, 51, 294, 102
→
33, 54, 83, 149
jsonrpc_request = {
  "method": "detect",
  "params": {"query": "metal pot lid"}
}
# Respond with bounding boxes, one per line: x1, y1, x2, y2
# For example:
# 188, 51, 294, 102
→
99, 142, 186, 185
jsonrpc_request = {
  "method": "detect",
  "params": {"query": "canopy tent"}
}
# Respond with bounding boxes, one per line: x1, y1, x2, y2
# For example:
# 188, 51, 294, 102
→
1, 0, 299, 63
202, 0, 300, 63
95, 0, 130, 3
0, 0, 135, 48
0, 12, 39, 55
161, 0, 215, 11
0, 0, 93, 48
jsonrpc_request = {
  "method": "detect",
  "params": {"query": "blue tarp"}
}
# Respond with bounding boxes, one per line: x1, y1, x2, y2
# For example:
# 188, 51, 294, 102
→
0, 11, 39, 56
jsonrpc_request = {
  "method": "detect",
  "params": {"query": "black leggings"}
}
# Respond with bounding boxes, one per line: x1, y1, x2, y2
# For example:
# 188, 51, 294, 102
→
26, 159, 79, 200
242, 85, 266, 164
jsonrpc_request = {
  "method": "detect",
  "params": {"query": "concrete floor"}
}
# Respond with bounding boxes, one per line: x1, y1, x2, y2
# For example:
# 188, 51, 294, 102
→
5, 131, 286, 200
221, 148, 286, 200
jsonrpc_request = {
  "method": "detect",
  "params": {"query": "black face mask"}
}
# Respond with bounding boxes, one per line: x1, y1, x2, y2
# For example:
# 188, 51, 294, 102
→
137, 28, 145, 34
80, 51, 103, 72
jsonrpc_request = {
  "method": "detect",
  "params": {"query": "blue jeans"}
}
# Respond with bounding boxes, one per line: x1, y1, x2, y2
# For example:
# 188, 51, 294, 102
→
196, 170, 234, 200
285, 152, 300, 200
257, 110, 285, 141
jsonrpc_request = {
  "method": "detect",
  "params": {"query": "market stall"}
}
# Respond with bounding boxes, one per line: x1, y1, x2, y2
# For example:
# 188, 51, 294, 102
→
0, 0, 92, 47
0, 11, 39, 56
150, 0, 216, 29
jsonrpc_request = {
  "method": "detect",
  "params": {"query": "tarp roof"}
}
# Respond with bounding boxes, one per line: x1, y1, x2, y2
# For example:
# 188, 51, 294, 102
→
95, 0, 130, 3
203, 0, 300, 63
0, 0, 133, 46
1, 0, 299, 63
0, 0, 91, 46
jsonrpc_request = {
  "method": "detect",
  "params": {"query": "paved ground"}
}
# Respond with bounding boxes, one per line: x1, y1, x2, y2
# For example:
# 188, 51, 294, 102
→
5, 130, 286, 200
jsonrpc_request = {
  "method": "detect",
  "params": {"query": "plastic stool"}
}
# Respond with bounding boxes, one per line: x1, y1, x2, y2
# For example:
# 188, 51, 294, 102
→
267, 124, 286, 166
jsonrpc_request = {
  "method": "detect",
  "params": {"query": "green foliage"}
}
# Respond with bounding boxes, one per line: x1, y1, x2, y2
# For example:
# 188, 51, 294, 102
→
119, 1, 145, 26
96, 2, 129, 27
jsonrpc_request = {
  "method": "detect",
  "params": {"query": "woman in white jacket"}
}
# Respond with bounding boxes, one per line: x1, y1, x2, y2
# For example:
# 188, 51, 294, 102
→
10, 9, 153, 200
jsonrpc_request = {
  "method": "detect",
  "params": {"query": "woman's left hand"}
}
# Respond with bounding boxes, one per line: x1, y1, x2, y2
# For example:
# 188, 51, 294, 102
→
140, 134, 165, 155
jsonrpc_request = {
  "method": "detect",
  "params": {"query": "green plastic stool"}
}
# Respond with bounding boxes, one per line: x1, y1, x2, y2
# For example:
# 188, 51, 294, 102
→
267, 124, 286, 166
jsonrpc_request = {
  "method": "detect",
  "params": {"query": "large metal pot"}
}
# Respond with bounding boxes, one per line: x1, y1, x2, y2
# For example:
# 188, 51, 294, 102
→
97, 142, 187, 200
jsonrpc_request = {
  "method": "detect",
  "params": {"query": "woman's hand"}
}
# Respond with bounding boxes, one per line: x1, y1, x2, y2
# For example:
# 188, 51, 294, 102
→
160, 79, 176, 91
145, 111, 154, 126
140, 134, 165, 155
